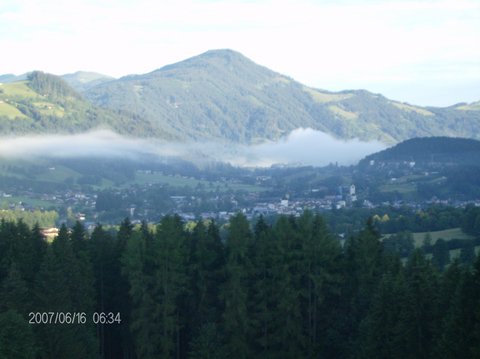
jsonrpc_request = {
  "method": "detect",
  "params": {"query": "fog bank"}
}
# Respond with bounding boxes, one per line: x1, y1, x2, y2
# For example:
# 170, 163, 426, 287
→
230, 128, 385, 166
0, 128, 386, 167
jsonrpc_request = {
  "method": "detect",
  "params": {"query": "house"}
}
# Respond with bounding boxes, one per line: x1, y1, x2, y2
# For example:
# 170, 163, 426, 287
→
40, 227, 59, 241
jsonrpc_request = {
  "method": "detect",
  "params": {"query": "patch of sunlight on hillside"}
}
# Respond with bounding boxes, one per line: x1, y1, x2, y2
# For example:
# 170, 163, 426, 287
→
33, 102, 65, 117
1, 81, 39, 98
303, 87, 353, 103
0, 101, 28, 119
328, 105, 358, 120
411, 228, 474, 247
391, 102, 434, 116
456, 101, 480, 111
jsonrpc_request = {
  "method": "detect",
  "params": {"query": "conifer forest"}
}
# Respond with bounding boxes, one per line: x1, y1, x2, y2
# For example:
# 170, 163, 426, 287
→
1, 212, 479, 358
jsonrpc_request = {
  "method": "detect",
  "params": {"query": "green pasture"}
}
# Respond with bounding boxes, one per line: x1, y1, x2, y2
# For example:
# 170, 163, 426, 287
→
411, 227, 474, 247
130, 171, 267, 192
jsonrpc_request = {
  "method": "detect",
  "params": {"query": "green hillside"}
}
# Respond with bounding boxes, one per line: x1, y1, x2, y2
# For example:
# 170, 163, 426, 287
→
357, 137, 480, 201
0, 71, 157, 137
361, 137, 480, 165
1, 50, 479, 144
85, 49, 480, 144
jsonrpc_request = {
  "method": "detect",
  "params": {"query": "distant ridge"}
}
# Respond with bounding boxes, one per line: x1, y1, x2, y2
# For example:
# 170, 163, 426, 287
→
1, 49, 480, 144
0, 73, 27, 83
84, 49, 480, 144
62, 71, 114, 92
361, 137, 480, 166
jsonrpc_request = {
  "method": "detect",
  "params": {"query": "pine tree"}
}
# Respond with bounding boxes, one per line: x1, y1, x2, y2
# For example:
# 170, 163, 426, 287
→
303, 213, 343, 357
89, 223, 127, 358
112, 217, 136, 359
13, 220, 45, 284
356, 258, 406, 359
470, 255, 480, 358
153, 214, 188, 358
123, 216, 188, 358
270, 215, 306, 358
432, 238, 450, 271
35, 224, 97, 358
248, 216, 279, 358
118, 217, 134, 245
0, 220, 15, 280
398, 249, 438, 359
122, 222, 159, 359
0, 262, 31, 314
459, 241, 476, 266
30, 223, 47, 273
186, 220, 225, 353
433, 260, 470, 359
222, 213, 252, 359
342, 217, 384, 356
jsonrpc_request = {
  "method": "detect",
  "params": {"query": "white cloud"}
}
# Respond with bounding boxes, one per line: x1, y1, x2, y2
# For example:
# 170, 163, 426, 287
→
226, 128, 386, 167
0, 129, 385, 167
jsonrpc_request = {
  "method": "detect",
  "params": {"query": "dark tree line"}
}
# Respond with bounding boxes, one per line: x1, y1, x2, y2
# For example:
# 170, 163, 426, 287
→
0, 213, 479, 358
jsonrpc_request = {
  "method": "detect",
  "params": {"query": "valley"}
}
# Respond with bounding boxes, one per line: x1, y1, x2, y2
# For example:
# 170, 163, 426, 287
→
1, 48, 480, 359
1, 137, 480, 235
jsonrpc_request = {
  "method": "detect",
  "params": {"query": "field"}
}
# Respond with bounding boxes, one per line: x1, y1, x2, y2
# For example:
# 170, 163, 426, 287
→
303, 87, 353, 103
391, 101, 434, 116
0, 81, 64, 119
130, 171, 267, 192
3, 195, 55, 209
0, 101, 27, 119
0, 81, 38, 98
385, 227, 479, 262
411, 227, 474, 247
379, 174, 445, 194
0, 159, 268, 194
328, 105, 359, 120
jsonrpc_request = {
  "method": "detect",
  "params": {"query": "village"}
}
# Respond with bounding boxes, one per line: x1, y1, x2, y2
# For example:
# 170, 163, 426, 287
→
3, 178, 480, 239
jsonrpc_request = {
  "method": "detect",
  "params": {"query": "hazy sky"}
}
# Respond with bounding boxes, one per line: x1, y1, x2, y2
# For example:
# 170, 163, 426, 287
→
1, 0, 479, 106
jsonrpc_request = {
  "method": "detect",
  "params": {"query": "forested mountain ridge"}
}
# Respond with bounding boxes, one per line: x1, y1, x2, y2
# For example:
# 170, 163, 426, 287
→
356, 137, 480, 200
360, 137, 480, 166
0, 71, 159, 137
84, 49, 480, 144
1, 50, 479, 144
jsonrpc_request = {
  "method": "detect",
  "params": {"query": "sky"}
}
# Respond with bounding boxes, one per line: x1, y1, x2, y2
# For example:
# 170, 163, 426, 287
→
1, 0, 479, 106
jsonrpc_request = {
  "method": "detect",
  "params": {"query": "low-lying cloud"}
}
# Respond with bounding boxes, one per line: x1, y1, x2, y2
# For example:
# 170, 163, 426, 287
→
0, 128, 386, 167
229, 128, 386, 166
0, 130, 155, 159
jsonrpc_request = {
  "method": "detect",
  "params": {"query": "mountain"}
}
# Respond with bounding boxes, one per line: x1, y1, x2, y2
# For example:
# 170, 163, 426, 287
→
0, 73, 27, 83
360, 137, 480, 166
357, 137, 480, 200
0, 71, 157, 137
84, 49, 480, 144
62, 71, 114, 92
1, 50, 479, 144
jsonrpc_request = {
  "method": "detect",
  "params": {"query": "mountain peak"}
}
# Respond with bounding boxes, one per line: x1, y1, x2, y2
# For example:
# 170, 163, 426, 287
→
61, 71, 114, 92
156, 48, 260, 74
62, 71, 114, 84
201, 48, 249, 59
82, 50, 480, 145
